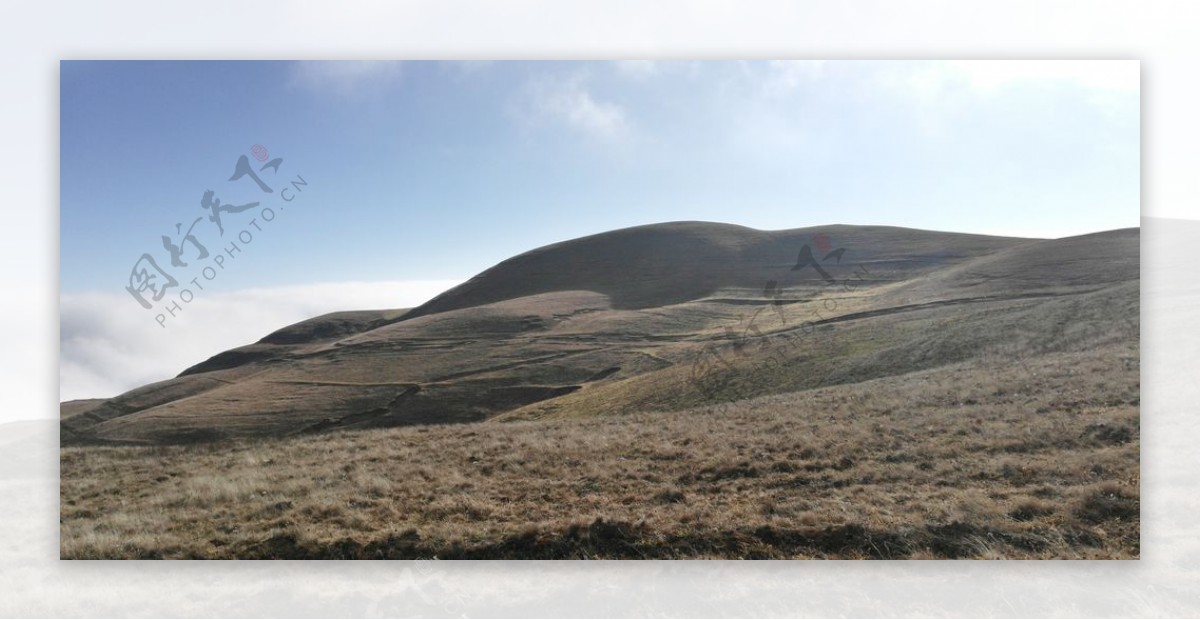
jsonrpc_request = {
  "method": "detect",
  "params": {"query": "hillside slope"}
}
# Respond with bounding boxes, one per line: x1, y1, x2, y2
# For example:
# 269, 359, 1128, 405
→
60, 222, 1137, 445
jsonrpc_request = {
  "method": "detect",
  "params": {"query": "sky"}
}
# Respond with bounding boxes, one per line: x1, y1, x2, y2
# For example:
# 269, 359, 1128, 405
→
59, 60, 1140, 401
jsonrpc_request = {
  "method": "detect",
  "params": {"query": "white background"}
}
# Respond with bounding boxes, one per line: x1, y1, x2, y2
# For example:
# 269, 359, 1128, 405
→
2, 0, 1198, 617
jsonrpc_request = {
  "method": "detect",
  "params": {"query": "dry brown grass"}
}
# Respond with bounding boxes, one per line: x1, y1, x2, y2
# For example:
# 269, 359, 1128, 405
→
61, 226, 1138, 447
60, 343, 1138, 560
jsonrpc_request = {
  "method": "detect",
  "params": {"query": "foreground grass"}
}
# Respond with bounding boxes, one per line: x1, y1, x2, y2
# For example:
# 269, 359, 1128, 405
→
60, 345, 1138, 560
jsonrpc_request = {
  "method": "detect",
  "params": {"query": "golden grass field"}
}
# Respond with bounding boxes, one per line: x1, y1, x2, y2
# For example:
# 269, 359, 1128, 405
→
61, 344, 1137, 559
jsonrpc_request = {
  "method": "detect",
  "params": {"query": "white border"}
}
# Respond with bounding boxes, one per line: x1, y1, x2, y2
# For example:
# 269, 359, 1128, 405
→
4, 1, 1196, 616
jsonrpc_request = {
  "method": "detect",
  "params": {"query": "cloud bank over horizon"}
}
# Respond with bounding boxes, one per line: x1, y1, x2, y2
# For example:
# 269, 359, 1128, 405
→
59, 280, 462, 404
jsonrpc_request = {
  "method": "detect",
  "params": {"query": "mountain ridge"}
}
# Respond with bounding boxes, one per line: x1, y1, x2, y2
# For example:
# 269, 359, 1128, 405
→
61, 221, 1138, 445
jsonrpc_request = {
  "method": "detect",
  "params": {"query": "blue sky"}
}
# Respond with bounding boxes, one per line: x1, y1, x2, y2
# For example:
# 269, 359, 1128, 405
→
59, 60, 1139, 400
61, 60, 1139, 293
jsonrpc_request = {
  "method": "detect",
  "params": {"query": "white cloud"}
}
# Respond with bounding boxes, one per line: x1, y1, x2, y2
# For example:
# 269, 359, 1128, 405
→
613, 60, 659, 79
59, 280, 462, 404
931, 61, 1140, 119
761, 59, 827, 95
613, 60, 703, 82
520, 74, 631, 143
288, 61, 403, 98
942, 60, 1139, 93
896, 60, 1139, 105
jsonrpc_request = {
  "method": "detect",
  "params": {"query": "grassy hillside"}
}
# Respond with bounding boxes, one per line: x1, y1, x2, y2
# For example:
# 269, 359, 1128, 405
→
59, 221, 1139, 559
62, 222, 1129, 445
401, 221, 1026, 319
60, 342, 1138, 559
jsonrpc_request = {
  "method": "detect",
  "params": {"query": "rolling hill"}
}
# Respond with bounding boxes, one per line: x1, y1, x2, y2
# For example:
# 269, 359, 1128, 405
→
60, 221, 1138, 445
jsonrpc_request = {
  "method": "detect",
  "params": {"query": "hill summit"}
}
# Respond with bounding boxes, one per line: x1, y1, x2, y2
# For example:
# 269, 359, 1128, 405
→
61, 221, 1138, 444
